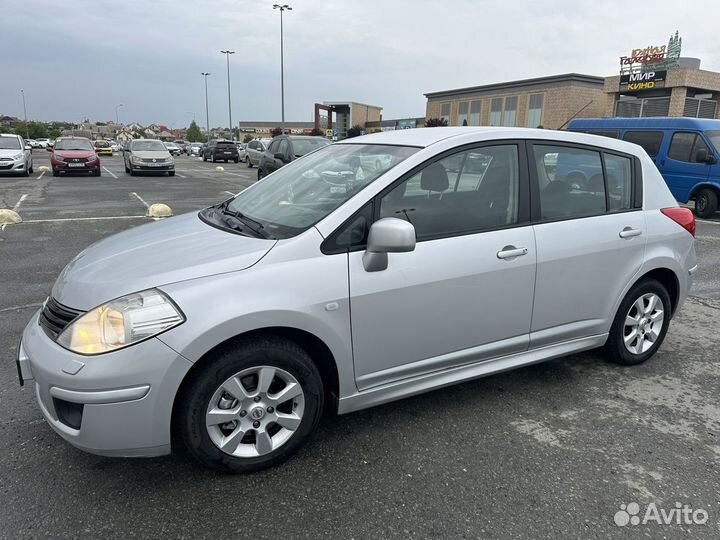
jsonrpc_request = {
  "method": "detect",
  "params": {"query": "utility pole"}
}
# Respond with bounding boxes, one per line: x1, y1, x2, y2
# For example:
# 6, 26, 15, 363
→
115, 103, 123, 125
273, 4, 292, 130
20, 90, 28, 139
201, 72, 211, 140
220, 50, 235, 140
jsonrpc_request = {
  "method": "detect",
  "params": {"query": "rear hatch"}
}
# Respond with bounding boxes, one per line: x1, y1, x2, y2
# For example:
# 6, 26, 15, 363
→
215, 142, 238, 156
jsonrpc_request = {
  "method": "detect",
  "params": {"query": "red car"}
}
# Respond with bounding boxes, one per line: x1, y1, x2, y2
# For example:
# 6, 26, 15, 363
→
51, 136, 101, 177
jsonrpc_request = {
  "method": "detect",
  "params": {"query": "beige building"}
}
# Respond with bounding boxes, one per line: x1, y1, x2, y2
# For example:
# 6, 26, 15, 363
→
322, 101, 382, 138
425, 74, 606, 130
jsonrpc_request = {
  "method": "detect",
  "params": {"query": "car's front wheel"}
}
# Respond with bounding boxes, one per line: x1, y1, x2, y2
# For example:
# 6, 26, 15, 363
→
179, 336, 324, 473
605, 279, 671, 366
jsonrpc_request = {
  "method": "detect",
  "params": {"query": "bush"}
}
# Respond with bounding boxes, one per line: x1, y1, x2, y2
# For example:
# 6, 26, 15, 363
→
424, 117, 448, 127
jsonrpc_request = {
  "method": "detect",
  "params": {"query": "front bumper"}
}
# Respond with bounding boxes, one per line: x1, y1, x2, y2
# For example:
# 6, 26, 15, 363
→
0, 159, 27, 174
19, 310, 193, 457
52, 161, 100, 173
130, 162, 175, 172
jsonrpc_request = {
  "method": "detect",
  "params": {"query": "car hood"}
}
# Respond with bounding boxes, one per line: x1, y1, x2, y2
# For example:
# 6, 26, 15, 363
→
0, 148, 24, 157
52, 212, 276, 310
131, 150, 171, 159
54, 150, 94, 159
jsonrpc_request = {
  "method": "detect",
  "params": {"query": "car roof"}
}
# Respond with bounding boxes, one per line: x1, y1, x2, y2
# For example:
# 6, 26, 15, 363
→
569, 117, 720, 130
1, 133, 22, 138
57, 136, 90, 140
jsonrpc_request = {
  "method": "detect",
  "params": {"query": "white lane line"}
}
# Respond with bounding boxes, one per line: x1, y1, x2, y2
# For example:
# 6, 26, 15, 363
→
102, 167, 118, 178
224, 191, 236, 197
130, 192, 150, 209
697, 219, 720, 225
1, 193, 28, 231
175, 173, 187, 178
12, 194, 28, 212
22, 215, 148, 223
224, 172, 253, 178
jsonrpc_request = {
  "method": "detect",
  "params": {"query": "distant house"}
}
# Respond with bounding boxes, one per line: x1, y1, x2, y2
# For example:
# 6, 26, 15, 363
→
143, 128, 158, 139
0, 115, 22, 128
116, 129, 134, 142
158, 130, 174, 141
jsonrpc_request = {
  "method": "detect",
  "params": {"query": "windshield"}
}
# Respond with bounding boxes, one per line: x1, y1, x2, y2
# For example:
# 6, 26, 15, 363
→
55, 138, 93, 151
0, 136, 21, 150
292, 138, 330, 157
705, 131, 720, 153
94, 141, 110, 148
224, 143, 418, 238
132, 140, 167, 151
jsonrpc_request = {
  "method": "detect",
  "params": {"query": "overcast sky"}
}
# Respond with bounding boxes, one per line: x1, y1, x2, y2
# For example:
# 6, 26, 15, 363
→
3, 0, 720, 129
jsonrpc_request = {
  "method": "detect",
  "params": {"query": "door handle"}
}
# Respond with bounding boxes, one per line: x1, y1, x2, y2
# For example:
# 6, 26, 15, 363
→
497, 246, 528, 259
619, 227, 642, 239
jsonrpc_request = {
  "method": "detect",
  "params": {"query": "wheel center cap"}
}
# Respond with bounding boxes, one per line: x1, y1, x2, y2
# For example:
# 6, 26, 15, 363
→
250, 407, 265, 420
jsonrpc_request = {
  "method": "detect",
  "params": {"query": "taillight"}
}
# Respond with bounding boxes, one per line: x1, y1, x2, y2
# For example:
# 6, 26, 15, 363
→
661, 207, 696, 237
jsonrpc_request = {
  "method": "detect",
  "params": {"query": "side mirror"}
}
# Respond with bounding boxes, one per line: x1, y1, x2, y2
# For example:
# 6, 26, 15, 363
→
274, 152, 286, 162
362, 218, 416, 272
696, 148, 716, 164
25, 145, 31, 151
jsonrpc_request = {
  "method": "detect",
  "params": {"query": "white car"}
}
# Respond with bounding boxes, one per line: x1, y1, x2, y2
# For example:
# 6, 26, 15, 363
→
109, 141, 120, 153
0, 134, 33, 176
36, 138, 51, 149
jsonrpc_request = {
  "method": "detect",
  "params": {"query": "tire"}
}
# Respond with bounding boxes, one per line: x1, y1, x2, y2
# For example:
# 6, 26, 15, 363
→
257, 170, 264, 181
695, 188, 718, 219
203, 155, 207, 162
246, 158, 253, 168
52, 170, 59, 177
130, 169, 136, 176
179, 336, 324, 473
605, 279, 672, 366
168, 171, 175, 176
29, 164, 34, 174
94, 170, 101, 177
234, 158, 239, 164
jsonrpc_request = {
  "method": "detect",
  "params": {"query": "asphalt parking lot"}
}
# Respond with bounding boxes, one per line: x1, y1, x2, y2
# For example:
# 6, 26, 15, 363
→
1, 151, 720, 538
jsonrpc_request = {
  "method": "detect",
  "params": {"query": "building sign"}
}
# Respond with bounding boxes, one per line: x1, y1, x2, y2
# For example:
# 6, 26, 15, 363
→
619, 31, 682, 76
620, 70, 667, 91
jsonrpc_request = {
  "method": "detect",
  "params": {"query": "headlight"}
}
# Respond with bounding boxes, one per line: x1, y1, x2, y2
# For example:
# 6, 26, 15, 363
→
13, 152, 24, 160
131, 155, 143, 164
87, 154, 98, 162
53, 154, 65, 162
56, 289, 184, 355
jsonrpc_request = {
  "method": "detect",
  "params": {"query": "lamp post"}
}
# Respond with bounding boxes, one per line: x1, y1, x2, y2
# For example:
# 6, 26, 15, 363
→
220, 50, 235, 140
273, 4, 291, 129
20, 90, 29, 139
201, 72, 211, 140
115, 103, 123, 125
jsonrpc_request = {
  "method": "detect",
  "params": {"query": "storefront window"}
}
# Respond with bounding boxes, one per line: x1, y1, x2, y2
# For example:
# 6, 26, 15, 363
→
440, 103, 451, 124
503, 96, 518, 127
469, 101, 481, 126
527, 94, 544, 128
490, 98, 503, 126
457, 102, 469, 126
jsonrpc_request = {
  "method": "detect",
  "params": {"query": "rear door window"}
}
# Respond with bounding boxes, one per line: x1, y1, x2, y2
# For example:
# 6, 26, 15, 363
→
622, 131, 664, 158
667, 132, 710, 163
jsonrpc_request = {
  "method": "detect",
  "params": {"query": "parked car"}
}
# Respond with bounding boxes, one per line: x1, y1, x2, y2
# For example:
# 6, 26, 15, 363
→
0, 133, 33, 176
187, 142, 204, 157
26, 139, 40, 149
36, 138, 51, 149
51, 136, 100, 177
93, 140, 113, 156
109, 141, 120, 153
17, 128, 697, 472
174, 140, 189, 154
123, 138, 175, 176
244, 138, 273, 167
569, 117, 720, 218
258, 135, 331, 179
164, 142, 182, 156
202, 139, 239, 163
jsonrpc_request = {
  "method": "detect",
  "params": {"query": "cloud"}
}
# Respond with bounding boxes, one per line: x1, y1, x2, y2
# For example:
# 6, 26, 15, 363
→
2, 0, 719, 127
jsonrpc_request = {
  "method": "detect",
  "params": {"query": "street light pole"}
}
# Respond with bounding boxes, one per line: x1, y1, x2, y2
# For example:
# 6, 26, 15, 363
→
20, 89, 28, 139
201, 72, 211, 141
220, 50, 235, 140
115, 103, 123, 125
273, 4, 292, 130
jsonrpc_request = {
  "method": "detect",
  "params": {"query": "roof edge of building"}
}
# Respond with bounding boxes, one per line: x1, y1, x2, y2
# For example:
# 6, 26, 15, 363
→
424, 73, 605, 99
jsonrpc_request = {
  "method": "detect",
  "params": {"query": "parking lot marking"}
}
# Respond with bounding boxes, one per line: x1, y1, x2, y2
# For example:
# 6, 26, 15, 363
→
176, 173, 187, 178
102, 167, 118, 179
22, 215, 148, 224
130, 192, 150, 209
223, 191, 235, 197
1, 194, 28, 231
697, 219, 720, 225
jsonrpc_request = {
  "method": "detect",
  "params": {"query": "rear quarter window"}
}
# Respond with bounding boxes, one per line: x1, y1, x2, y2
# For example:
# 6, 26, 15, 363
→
622, 131, 664, 158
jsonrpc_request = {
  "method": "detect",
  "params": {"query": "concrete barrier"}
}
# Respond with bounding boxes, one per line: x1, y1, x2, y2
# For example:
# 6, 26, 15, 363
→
146, 203, 173, 218
0, 209, 22, 225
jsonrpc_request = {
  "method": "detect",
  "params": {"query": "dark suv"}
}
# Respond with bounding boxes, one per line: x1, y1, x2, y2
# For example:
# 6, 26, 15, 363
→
257, 135, 330, 179
202, 140, 239, 163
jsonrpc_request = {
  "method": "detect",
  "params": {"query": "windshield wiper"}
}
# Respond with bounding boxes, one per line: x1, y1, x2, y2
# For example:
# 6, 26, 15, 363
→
218, 202, 273, 239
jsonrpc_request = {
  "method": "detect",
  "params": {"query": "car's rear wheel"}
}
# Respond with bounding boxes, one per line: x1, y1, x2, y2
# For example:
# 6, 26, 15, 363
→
605, 279, 671, 366
179, 336, 324, 473
695, 188, 718, 219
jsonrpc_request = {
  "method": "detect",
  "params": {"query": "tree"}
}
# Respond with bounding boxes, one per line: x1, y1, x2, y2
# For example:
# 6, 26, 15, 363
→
48, 128, 61, 139
243, 134, 253, 143
310, 127, 324, 137
19, 121, 49, 139
346, 124, 364, 138
462, 119, 468, 126
424, 117, 448, 127
186, 121, 206, 142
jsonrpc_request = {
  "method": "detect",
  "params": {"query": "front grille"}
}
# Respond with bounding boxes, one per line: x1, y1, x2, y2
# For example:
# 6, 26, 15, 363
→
39, 297, 84, 339
67, 158, 88, 163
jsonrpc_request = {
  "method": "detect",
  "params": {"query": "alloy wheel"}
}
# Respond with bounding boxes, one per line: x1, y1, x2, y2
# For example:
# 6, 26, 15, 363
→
205, 366, 305, 458
623, 293, 664, 355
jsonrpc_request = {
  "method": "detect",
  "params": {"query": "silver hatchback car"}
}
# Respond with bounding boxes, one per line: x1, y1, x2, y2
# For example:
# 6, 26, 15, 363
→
18, 127, 697, 472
